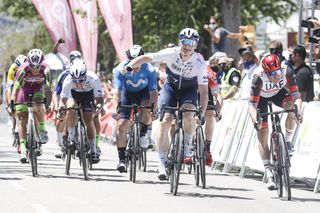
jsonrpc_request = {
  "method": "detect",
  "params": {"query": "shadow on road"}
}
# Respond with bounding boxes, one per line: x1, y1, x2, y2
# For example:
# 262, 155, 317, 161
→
164, 192, 254, 200
206, 185, 253, 192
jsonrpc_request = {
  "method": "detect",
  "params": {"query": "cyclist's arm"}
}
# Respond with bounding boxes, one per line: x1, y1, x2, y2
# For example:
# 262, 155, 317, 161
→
223, 71, 241, 100
11, 69, 26, 102
127, 55, 153, 70
93, 77, 104, 106
248, 74, 262, 124
147, 64, 158, 110
285, 69, 303, 116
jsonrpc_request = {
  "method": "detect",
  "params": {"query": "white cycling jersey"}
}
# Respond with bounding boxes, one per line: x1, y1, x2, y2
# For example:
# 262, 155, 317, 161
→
150, 47, 208, 89
60, 71, 103, 99
253, 65, 287, 98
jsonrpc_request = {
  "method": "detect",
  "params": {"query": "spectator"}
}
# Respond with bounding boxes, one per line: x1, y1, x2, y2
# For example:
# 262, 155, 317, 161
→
219, 56, 241, 100
269, 40, 286, 63
290, 45, 315, 102
208, 51, 227, 83
203, 16, 245, 55
238, 45, 259, 100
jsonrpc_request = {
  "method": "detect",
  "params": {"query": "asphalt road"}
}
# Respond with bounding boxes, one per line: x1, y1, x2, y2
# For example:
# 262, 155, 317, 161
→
0, 122, 319, 213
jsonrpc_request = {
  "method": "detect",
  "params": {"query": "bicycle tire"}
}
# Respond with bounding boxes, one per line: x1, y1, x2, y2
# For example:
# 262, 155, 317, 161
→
279, 132, 291, 200
193, 134, 200, 186
131, 122, 139, 183
141, 147, 147, 172
168, 138, 175, 193
65, 146, 72, 175
173, 128, 183, 196
198, 127, 206, 188
28, 123, 38, 177
79, 125, 89, 180
275, 135, 283, 198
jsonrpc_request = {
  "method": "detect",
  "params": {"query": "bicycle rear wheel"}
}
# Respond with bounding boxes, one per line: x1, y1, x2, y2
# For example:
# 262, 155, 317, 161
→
28, 123, 37, 177
65, 146, 72, 175
140, 147, 147, 172
279, 132, 291, 200
79, 125, 89, 180
173, 128, 183, 196
131, 123, 139, 183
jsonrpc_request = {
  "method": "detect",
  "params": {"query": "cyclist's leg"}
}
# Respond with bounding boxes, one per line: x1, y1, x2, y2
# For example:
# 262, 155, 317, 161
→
33, 91, 48, 143
157, 83, 175, 179
15, 106, 28, 163
65, 98, 77, 145
204, 109, 215, 165
139, 88, 152, 148
93, 115, 101, 154
180, 85, 197, 164
275, 89, 295, 153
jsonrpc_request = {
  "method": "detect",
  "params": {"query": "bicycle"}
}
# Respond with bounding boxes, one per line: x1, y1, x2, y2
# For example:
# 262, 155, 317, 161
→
60, 104, 91, 180
257, 101, 298, 201
120, 103, 154, 183
12, 94, 47, 177
160, 105, 199, 195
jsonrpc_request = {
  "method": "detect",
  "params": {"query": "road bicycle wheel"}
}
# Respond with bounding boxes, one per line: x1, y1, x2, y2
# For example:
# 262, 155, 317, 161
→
197, 127, 206, 188
193, 135, 200, 186
131, 123, 139, 183
79, 125, 89, 180
279, 132, 291, 200
173, 128, 183, 196
274, 136, 283, 198
140, 147, 147, 172
28, 123, 37, 177
167, 138, 175, 193
65, 146, 72, 175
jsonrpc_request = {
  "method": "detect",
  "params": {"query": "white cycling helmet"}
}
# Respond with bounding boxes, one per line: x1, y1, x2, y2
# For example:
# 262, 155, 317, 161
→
70, 50, 82, 62
14, 55, 27, 67
27, 48, 44, 66
70, 59, 87, 79
126, 45, 144, 60
178, 28, 200, 42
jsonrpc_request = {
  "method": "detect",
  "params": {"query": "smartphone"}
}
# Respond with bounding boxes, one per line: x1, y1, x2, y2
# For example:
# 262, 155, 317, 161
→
309, 37, 319, 44
301, 20, 314, 28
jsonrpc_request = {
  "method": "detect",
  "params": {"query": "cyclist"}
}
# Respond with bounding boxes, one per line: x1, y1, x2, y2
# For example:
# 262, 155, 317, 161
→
10, 49, 51, 163
59, 59, 104, 164
113, 44, 158, 173
123, 28, 208, 180
248, 54, 302, 190
6, 55, 27, 137
205, 65, 223, 166
52, 50, 82, 158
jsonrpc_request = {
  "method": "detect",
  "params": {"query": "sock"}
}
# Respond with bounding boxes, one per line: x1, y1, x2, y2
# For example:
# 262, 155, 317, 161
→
39, 121, 45, 131
263, 160, 273, 178
147, 126, 152, 138
118, 147, 126, 161
68, 127, 76, 141
159, 151, 167, 167
89, 138, 96, 153
20, 139, 27, 152
285, 128, 294, 143
57, 132, 64, 146
184, 133, 193, 146
96, 134, 100, 147
205, 139, 211, 152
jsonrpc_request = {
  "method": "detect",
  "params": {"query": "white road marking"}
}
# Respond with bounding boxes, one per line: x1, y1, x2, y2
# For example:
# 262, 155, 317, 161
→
0, 168, 25, 191
30, 204, 51, 213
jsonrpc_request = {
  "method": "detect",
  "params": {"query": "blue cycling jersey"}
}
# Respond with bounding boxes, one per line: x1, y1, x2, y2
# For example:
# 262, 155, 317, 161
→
55, 70, 70, 96
113, 60, 157, 93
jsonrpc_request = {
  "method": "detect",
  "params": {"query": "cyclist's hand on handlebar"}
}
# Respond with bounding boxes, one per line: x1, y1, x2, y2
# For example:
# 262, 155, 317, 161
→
253, 120, 261, 130
57, 106, 65, 119
9, 100, 15, 113
296, 113, 303, 124
121, 65, 133, 75
111, 111, 120, 120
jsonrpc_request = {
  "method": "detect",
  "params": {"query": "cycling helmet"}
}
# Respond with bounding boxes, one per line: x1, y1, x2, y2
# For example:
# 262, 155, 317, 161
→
261, 54, 281, 73
14, 55, 27, 67
27, 48, 44, 66
178, 28, 200, 42
70, 50, 82, 62
126, 45, 144, 60
70, 59, 87, 79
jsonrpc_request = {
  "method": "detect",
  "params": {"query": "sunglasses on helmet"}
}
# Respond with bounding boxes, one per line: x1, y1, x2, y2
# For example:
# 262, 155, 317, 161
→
180, 39, 197, 47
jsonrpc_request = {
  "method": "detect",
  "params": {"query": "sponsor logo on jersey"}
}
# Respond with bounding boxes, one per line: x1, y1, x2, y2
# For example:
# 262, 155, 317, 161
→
126, 79, 146, 88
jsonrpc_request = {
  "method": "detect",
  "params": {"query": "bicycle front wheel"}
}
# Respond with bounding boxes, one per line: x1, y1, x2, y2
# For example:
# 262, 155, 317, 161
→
65, 146, 72, 175
131, 122, 139, 183
279, 132, 291, 200
173, 128, 183, 196
28, 123, 37, 177
197, 127, 206, 188
79, 125, 89, 180
271, 135, 283, 198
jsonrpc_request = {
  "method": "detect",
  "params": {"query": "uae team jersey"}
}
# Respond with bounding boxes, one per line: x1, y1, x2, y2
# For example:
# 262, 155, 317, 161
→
150, 47, 208, 89
60, 71, 103, 99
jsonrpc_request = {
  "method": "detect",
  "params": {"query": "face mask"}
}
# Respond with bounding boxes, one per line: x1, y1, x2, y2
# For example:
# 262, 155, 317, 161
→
243, 60, 254, 70
211, 66, 219, 73
209, 22, 217, 30
270, 48, 282, 58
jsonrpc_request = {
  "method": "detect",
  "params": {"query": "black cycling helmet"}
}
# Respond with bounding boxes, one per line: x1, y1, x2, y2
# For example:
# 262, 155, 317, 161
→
126, 45, 144, 60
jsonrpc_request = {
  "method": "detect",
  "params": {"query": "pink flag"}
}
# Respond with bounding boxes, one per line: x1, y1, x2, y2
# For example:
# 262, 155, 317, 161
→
69, 0, 98, 72
32, 0, 77, 57
98, 0, 133, 61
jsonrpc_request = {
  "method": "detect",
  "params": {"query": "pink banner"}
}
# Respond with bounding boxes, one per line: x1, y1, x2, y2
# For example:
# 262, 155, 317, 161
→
69, 0, 98, 72
32, 0, 77, 57
98, 0, 133, 61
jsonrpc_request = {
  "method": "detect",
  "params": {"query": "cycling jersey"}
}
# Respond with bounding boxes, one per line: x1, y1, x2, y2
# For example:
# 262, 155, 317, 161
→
113, 60, 157, 93
6, 63, 18, 87
207, 66, 219, 93
60, 71, 103, 99
250, 66, 300, 108
150, 47, 208, 90
55, 70, 70, 97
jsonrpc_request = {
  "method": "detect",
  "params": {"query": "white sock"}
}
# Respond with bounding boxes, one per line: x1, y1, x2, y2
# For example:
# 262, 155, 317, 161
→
89, 138, 96, 153
68, 127, 76, 141
57, 132, 64, 146
158, 151, 167, 167
184, 133, 193, 146
285, 128, 294, 143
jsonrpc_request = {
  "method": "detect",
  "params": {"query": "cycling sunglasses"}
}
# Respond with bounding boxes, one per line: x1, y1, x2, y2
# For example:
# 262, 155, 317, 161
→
267, 69, 281, 77
30, 64, 41, 69
180, 39, 197, 47
72, 78, 85, 84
